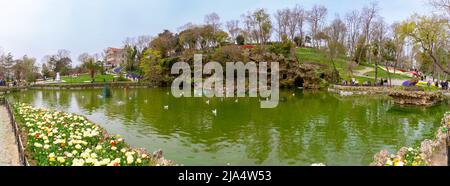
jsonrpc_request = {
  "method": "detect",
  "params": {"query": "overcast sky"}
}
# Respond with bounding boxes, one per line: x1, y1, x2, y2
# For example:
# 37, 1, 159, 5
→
0, 0, 431, 66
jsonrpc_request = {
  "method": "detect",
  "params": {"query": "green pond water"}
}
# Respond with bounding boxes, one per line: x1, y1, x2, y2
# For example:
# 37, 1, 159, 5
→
8, 88, 449, 165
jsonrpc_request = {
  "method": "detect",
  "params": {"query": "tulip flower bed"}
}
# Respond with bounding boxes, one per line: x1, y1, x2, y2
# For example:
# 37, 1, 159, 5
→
13, 103, 160, 166
384, 147, 423, 166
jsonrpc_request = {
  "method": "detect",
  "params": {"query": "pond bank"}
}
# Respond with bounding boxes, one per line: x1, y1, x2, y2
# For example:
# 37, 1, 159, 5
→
328, 85, 390, 96
31, 82, 156, 90
0, 86, 28, 95
372, 113, 449, 166
389, 90, 444, 106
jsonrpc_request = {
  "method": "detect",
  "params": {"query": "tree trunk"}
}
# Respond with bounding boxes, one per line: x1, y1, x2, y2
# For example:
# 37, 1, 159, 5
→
386, 61, 392, 87
91, 70, 95, 82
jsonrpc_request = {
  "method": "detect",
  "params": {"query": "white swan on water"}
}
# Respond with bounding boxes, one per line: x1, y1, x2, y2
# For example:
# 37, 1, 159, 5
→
164, 105, 169, 110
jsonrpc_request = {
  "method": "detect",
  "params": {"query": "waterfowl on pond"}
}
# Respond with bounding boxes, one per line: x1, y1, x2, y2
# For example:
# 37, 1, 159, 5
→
164, 105, 169, 110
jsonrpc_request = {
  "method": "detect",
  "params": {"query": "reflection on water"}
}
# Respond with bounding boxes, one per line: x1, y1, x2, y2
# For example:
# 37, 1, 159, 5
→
8, 88, 449, 165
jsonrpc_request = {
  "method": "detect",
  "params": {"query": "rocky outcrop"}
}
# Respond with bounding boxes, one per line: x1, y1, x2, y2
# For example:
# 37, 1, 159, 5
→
388, 90, 444, 106
151, 149, 174, 166
246, 51, 335, 89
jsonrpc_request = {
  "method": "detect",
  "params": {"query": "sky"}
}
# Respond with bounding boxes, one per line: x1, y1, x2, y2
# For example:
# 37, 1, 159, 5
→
0, 0, 432, 66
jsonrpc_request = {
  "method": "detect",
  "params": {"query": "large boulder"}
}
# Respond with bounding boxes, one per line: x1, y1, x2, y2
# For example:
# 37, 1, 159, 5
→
388, 90, 443, 106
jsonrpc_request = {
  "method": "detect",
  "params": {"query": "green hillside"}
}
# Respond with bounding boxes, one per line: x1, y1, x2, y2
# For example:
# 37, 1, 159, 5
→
296, 48, 410, 84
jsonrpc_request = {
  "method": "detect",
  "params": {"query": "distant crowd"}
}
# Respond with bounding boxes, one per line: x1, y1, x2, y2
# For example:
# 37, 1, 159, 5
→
341, 78, 390, 87
0, 79, 18, 87
341, 78, 449, 90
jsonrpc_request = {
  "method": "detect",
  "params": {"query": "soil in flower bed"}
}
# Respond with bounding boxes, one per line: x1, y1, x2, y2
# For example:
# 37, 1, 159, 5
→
13, 103, 172, 166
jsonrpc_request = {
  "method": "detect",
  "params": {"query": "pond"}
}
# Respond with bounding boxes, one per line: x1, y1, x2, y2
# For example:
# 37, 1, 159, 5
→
8, 88, 449, 165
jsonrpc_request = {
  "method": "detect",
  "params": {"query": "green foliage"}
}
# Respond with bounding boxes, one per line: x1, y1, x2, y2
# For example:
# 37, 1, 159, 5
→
124, 45, 138, 71
214, 30, 229, 46
399, 14, 449, 75
363, 69, 411, 80
212, 45, 244, 64
268, 35, 295, 57
61, 74, 116, 83
353, 36, 367, 63
140, 49, 163, 83
293, 36, 302, 47
236, 35, 245, 45
151, 30, 177, 58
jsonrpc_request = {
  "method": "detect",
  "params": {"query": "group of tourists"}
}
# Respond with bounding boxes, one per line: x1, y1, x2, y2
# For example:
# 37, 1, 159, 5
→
341, 78, 389, 87
0, 79, 19, 87
0, 79, 6, 86
427, 80, 449, 90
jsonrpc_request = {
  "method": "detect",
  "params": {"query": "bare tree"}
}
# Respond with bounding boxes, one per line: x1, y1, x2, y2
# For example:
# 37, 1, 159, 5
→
360, 1, 380, 64
323, 16, 348, 83
308, 5, 328, 48
328, 15, 347, 47
274, 8, 290, 41
136, 35, 152, 53
204, 12, 221, 33
56, 49, 71, 60
241, 9, 273, 45
123, 37, 136, 47
292, 5, 306, 43
226, 20, 240, 44
345, 10, 362, 60
371, 18, 387, 84
430, 0, 450, 16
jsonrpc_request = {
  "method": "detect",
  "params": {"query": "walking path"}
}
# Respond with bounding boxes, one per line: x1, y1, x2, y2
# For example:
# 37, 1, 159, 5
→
353, 66, 374, 77
0, 105, 21, 166
353, 66, 408, 86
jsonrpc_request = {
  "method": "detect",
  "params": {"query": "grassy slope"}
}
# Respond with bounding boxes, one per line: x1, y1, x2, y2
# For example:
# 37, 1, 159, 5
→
364, 70, 411, 80
61, 74, 116, 83
296, 48, 410, 83
296, 48, 371, 83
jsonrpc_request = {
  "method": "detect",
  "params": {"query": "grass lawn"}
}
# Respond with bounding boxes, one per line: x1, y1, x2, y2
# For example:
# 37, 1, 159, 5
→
363, 68, 412, 80
296, 48, 370, 82
61, 74, 117, 83
296, 48, 415, 83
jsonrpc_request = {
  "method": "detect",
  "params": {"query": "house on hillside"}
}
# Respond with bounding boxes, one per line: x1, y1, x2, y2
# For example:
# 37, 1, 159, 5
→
105, 47, 126, 70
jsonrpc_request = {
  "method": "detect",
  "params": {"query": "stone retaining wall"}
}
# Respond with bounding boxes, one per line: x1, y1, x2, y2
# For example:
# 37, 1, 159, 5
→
0, 86, 28, 95
328, 85, 389, 96
388, 90, 443, 106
